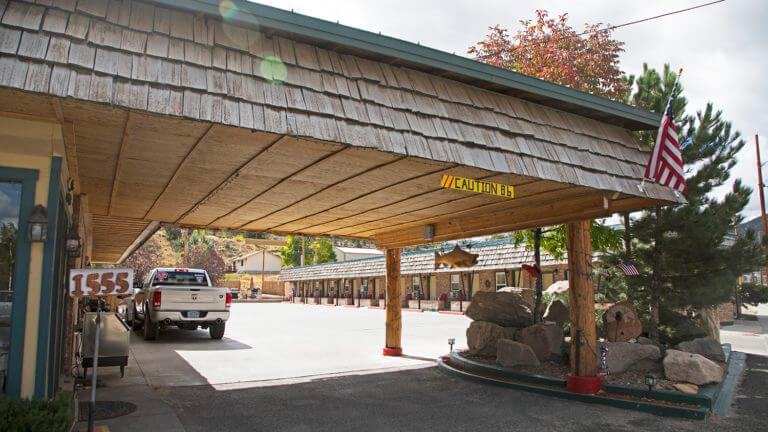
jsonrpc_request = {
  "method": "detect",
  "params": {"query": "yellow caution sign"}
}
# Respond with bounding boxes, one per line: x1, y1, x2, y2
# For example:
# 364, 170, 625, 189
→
440, 174, 514, 199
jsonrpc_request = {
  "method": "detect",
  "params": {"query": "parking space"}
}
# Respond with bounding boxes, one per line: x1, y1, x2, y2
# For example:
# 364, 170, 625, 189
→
123, 303, 470, 389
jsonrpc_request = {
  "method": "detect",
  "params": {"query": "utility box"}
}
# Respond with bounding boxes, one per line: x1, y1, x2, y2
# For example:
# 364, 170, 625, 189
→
82, 312, 130, 378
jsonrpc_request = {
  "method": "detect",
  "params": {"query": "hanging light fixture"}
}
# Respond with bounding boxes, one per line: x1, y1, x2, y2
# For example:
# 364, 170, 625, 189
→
66, 225, 82, 258
27, 205, 48, 242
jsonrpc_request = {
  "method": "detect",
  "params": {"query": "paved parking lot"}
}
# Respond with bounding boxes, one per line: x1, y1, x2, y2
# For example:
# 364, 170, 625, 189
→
86, 302, 768, 432
126, 302, 471, 388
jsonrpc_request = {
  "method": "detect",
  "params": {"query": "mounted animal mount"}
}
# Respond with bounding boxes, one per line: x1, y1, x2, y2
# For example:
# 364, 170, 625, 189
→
434, 245, 479, 270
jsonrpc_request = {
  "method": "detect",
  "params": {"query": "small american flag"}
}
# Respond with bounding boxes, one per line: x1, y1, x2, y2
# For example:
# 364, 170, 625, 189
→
644, 69, 687, 193
617, 261, 640, 276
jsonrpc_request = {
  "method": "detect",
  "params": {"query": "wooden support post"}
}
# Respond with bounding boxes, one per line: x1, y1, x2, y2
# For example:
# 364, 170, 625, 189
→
566, 220, 597, 378
383, 248, 402, 356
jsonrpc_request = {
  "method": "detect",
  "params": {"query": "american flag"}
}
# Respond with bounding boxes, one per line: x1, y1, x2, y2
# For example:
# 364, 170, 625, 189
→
644, 69, 687, 193
617, 261, 640, 276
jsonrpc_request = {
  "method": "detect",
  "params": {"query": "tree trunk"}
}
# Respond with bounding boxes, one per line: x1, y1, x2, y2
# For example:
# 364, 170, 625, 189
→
622, 212, 632, 257
649, 207, 663, 340
534, 228, 543, 323
698, 306, 720, 342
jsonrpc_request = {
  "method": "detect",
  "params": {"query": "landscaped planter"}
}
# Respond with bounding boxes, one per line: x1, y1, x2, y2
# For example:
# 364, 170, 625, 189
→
438, 351, 732, 420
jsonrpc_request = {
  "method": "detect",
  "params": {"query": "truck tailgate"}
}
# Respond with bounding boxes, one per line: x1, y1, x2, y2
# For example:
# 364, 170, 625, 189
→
159, 287, 226, 310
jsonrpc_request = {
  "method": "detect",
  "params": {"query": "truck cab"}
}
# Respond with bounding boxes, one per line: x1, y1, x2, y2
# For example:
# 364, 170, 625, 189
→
130, 268, 231, 340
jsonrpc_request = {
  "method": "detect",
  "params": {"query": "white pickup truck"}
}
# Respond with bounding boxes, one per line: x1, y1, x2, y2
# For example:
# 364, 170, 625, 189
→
128, 268, 230, 340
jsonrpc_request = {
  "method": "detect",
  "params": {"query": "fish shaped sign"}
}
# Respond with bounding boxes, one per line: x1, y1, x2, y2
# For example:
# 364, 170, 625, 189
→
434, 245, 479, 270
441, 174, 514, 199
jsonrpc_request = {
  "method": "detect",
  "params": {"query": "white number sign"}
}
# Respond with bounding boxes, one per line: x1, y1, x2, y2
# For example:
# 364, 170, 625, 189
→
69, 268, 134, 297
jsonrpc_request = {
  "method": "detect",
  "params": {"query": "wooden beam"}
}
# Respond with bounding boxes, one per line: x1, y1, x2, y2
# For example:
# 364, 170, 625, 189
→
288, 163, 461, 233
175, 134, 290, 225
373, 192, 608, 248
107, 113, 132, 216
566, 220, 596, 377
226, 145, 350, 230
384, 248, 402, 356
142, 124, 216, 220
117, 220, 161, 264
343, 181, 574, 238
61, 121, 80, 195
246, 155, 409, 232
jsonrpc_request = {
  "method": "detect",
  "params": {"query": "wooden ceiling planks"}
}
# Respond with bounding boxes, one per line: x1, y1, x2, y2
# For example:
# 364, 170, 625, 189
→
192, 136, 346, 229
144, 125, 279, 222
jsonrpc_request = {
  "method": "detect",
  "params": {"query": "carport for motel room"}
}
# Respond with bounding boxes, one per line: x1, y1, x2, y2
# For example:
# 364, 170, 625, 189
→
0, 0, 685, 393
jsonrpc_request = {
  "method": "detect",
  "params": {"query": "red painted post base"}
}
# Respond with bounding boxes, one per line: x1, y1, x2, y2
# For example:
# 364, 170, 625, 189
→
382, 346, 403, 356
566, 375, 601, 394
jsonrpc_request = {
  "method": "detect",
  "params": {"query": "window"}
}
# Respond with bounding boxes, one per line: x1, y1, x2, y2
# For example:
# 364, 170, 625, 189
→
495, 271, 506, 290
152, 271, 209, 286
0, 181, 22, 392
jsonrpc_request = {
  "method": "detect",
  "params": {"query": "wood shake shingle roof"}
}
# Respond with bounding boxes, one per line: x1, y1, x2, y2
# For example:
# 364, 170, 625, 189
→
0, 0, 683, 206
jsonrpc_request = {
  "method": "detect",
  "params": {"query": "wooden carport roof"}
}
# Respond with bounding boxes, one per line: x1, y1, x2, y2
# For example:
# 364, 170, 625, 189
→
0, 0, 684, 262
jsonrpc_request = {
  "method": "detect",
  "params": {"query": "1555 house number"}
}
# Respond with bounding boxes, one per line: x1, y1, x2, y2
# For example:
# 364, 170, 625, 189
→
69, 268, 135, 297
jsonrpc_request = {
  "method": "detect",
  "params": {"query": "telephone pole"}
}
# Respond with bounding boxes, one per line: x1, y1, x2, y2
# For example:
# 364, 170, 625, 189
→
756, 135, 768, 282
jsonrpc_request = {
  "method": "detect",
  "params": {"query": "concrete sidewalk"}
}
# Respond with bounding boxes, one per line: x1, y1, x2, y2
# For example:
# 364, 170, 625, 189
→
720, 303, 768, 356
74, 344, 186, 432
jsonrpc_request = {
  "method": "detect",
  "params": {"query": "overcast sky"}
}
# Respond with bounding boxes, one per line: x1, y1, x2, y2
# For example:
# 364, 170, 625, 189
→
250, 0, 767, 222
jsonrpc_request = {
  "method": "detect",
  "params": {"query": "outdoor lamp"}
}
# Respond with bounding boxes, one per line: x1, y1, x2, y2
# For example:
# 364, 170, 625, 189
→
66, 227, 82, 257
27, 205, 48, 242
645, 374, 657, 395
448, 338, 455, 352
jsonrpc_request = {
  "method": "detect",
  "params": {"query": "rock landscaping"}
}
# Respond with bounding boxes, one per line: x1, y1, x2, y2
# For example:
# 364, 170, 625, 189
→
462, 295, 726, 393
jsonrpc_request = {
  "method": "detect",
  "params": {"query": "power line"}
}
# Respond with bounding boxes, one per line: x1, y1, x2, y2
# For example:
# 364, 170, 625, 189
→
475, 0, 725, 60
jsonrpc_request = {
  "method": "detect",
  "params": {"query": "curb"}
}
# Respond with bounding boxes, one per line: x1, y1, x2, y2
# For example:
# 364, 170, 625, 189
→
438, 357, 708, 420
343, 305, 360, 308
438, 311, 465, 315
368, 306, 386, 310
402, 308, 424, 313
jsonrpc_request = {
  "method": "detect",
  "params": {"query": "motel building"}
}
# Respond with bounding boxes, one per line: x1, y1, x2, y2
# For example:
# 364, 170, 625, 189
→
0, 0, 683, 402
279, 240, 569, 311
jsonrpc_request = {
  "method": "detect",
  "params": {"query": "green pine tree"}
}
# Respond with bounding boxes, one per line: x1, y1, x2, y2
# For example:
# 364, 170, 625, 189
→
601, 64, 765, 340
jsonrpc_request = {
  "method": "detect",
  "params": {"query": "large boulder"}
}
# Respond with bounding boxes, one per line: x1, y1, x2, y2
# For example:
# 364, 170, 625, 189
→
603, 301, 643, 342
516, 322, 563, 362
496, 339, 540, 368
466, 291, 533, 327
466, 321, 516, 357
663, 349, 724, 386
596, 342, 662, 374
543, 300, 569, 326
675, 337, 725, 363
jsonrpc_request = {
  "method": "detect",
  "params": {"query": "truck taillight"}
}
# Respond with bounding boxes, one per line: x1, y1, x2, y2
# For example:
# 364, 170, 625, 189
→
226, 292, 232, 308
153, 291, 162, 308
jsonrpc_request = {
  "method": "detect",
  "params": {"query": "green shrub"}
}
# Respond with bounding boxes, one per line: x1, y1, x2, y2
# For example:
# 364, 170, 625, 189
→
0, 393, 71, 432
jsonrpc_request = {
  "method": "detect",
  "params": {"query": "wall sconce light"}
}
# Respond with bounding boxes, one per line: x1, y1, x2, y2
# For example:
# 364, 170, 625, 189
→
66, 226, 82, 258
27, 205, 48, 243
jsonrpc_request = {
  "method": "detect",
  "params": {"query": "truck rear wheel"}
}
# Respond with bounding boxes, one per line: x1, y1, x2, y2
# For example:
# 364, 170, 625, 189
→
209, 322, 225, 339
143, 311, 158, 340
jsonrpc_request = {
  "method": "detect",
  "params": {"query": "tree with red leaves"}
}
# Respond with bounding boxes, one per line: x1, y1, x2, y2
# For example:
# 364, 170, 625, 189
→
469, 10, 629, 101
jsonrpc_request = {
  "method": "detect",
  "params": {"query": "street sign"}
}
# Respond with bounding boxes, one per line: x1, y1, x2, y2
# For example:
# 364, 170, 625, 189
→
69, 268, 134, 297
440, 174, 514, 199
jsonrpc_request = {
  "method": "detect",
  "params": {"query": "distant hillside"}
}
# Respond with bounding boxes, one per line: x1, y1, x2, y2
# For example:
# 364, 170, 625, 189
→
738, 216, 765, 237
